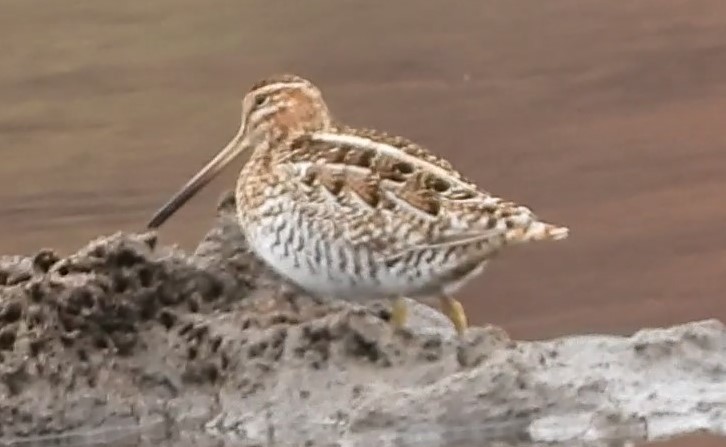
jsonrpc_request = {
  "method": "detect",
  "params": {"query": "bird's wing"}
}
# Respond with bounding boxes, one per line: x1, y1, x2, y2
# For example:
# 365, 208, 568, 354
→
274, 127, 559, 258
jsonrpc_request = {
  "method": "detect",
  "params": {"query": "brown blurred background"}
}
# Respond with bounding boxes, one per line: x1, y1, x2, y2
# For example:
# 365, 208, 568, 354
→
0, 1, 724, 444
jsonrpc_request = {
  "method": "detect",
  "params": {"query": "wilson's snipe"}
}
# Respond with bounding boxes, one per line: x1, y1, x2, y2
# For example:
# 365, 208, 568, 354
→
147, 74, 569, 335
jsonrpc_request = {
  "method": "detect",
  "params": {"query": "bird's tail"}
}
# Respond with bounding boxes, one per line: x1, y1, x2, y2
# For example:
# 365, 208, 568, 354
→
472, 195, 569, 246
504, 220, 569, 244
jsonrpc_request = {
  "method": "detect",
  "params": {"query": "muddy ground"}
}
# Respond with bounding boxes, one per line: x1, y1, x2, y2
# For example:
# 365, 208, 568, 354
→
1, 0, 726, 446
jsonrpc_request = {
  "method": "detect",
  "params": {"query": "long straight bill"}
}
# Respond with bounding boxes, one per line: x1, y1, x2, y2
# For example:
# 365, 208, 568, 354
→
146, 126, 247, 229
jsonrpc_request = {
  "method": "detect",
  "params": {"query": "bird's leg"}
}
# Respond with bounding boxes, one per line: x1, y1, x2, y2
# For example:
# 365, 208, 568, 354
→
439, 295, 468, 335
391, 296, 408, 331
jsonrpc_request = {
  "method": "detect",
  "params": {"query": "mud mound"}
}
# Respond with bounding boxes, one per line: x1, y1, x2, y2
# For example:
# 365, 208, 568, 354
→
0, 192, 464, 442
0, 192, 724, 447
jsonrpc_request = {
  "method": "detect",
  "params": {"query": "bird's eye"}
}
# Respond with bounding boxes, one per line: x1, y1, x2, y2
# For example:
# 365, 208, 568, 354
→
254, 95, 268, 107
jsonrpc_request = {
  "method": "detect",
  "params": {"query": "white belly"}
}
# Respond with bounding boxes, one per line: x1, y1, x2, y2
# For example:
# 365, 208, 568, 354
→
245, 227, 488, 303
244, 214, 466, 300
245, 217, 375, 299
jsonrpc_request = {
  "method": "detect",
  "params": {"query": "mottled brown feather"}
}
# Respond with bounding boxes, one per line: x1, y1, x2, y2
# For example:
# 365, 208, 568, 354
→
249, 74, 310, 92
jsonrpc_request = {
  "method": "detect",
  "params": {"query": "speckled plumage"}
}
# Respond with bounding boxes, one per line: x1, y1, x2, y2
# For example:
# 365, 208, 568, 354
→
148, 74, 569, 335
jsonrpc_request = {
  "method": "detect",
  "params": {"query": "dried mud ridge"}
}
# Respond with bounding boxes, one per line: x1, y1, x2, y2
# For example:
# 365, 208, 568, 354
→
0, 192, 724, 447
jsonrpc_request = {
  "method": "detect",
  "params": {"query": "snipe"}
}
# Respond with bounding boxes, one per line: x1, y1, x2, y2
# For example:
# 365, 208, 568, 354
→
147, 74, 569, 335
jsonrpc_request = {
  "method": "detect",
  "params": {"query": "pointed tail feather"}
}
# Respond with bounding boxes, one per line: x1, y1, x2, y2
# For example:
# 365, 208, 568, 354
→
505, 221, 569, 244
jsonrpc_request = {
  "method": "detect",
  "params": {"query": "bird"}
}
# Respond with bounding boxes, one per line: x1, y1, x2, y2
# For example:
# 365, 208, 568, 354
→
147, 73, 569, 336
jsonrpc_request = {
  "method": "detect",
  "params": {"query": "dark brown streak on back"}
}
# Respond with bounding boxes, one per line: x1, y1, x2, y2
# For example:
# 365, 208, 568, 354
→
346, 174, 380, 208
285, 136, 375, 167
376, 157, 411, 183
317, 168, 345, 196
343, 146, 375, 169
397, 173, 441, 217
450, 189, 478, 200
425, 175, 450, 193
286, 131, 483, 218
292, 156, 382, 211
338, 125, 478, 185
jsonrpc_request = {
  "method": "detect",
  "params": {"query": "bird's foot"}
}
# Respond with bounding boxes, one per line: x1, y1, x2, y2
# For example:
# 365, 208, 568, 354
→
439, 295, 468, 336
390, 296, 408, 332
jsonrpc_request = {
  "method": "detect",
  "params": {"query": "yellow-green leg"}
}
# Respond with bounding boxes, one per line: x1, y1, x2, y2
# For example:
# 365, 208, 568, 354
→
391, 296, 408, 331
439, 295, 468, 335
